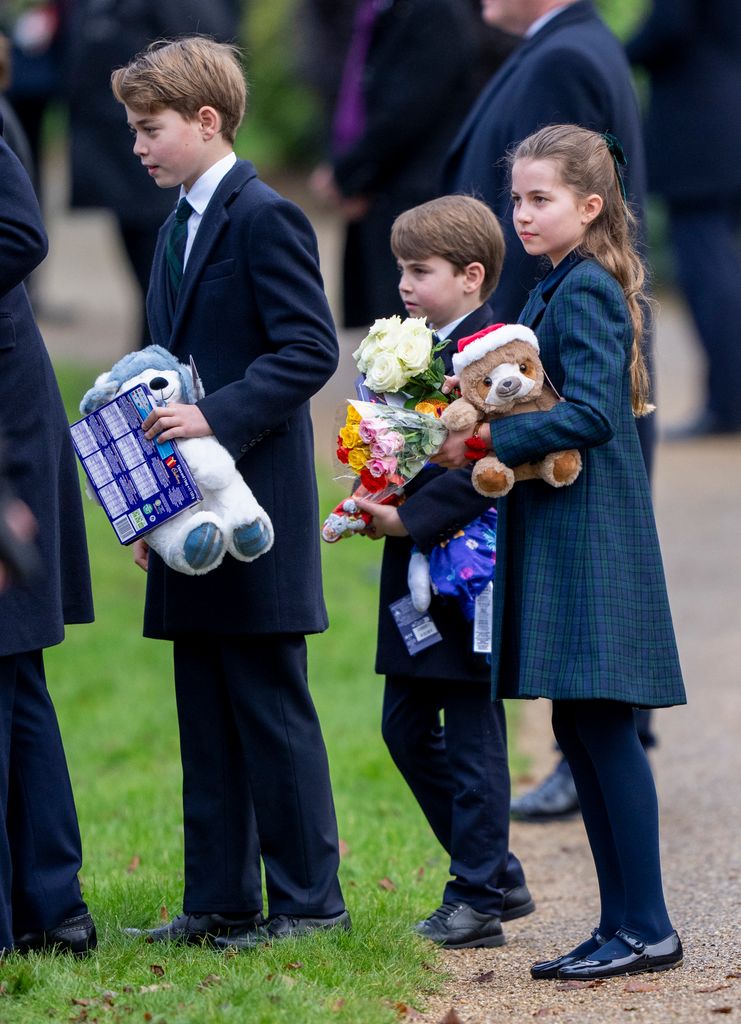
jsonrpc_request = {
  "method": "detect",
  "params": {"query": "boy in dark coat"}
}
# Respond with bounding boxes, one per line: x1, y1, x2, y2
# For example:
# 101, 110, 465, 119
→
0, 132, 95, 955
355, 196, 532, 949
111, 37, 348, 948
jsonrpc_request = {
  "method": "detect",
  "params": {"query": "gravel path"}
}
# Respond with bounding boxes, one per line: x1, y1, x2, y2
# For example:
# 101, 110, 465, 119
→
38, 169, 741, 1024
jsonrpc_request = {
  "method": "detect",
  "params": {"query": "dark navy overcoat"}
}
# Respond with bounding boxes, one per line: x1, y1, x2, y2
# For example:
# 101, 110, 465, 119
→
144, 160, 339, 638
376, 304, 497, 682
488, 256, 685, 708
0, 136, 93, 655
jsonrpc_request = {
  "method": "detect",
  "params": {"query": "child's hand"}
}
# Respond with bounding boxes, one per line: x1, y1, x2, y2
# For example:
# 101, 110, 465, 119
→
442, 374, 460, 395
142, 403, 213, 442
431, 423, 491, 468
132, 538, 149, 571
353, 498, 409, 539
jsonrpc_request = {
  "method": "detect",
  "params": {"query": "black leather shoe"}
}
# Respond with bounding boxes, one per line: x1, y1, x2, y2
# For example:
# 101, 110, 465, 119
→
215, 910, 351, 950
415, 902, 505, 949
15, 912, 97, 956
501, 884, 535, 922
511, 762, 580, 822
558, 928, 683, 979
531, 928, 609, 980
124, 911, 262, 945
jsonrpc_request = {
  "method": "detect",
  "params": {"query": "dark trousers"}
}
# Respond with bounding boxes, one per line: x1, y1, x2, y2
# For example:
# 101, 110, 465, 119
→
669, 195, 741, 429
0, 651, 86, 949
172, 634, 345, 918
552, 700, 672, 943
382, 675, 526, 916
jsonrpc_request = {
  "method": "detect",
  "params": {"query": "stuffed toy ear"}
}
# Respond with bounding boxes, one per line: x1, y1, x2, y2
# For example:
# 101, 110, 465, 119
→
80, 372, 118, 414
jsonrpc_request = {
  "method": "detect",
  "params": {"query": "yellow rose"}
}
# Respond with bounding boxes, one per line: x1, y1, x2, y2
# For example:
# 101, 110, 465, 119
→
346, 405, 362, 425
347, 446, 370, 472
339, 423, 361, 448
414, 400, 445, 418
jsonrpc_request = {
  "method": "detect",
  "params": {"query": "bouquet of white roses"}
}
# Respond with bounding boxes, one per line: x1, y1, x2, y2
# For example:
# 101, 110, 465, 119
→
352, 316, 449, 410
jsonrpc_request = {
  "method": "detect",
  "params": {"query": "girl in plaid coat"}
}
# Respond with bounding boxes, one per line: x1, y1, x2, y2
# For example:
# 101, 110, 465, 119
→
437, 124, 685, 980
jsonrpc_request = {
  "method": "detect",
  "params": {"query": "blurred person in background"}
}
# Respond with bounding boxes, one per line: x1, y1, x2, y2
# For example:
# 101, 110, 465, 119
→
628, 0, 741, 439
308, 0, 479, 329
65, 0, 242, 347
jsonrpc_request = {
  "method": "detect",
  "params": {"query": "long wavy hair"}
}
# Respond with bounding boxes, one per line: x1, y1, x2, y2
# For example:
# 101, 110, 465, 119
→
509, 124, 653, 416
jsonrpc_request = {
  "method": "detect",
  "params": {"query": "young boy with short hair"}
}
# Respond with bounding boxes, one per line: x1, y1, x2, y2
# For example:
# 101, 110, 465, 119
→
356, 195, 533, 948
111, 37, 348, 949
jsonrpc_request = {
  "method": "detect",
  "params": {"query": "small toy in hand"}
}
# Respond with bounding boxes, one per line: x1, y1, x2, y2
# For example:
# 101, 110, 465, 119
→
440, 324, 582, 498
322, 488, 401, 543
80, 345, 274, 575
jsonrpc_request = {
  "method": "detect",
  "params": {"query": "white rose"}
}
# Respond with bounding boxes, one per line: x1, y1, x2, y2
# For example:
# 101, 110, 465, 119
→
396, 318, 433, 374
364, 351, 407, 393
353, 316, 402, 370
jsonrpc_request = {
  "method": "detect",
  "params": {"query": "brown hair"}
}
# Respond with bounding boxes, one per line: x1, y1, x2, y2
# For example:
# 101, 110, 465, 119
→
391, 195, 506, 301
509, 124, 653, 416
111, 37, 246, 144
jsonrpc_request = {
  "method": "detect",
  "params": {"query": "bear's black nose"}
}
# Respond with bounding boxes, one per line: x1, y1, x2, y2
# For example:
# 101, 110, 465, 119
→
149, 376, 169, 391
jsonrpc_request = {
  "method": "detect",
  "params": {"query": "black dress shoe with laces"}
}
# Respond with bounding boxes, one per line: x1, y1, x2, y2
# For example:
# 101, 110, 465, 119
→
215, 910, 351, 950
510, 761, 580, 822
558, 928, 683, 979
124, 911, 262, 945
15, 912, 97, 956
501, 884, 535, 922
530, 928, 609, 980
415, 902, 505, 949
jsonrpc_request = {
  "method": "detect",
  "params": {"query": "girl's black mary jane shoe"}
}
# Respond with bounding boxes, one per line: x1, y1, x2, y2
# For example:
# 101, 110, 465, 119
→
557, 928, 683, 980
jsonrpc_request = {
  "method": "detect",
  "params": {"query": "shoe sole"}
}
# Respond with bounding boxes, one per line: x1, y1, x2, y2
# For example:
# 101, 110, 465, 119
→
440, 932, 507, 950
501, 898, 536, 923
558, 958, 683, 980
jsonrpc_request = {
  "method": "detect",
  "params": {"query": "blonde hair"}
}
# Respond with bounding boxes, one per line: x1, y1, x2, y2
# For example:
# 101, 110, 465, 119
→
510, 124, 653, 416
391, 195, 506, 301
111, 37, 247, 144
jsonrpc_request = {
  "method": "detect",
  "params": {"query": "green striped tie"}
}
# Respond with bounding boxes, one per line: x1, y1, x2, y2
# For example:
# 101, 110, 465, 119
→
166, 198, 193, 296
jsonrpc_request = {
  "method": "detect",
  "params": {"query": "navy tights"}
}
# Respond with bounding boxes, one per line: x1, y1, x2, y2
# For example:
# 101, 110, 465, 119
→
551, 700, 673, 944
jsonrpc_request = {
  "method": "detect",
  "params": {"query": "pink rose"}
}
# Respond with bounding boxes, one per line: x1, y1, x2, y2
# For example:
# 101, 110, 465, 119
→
358, 417, 384, 444
366, 455, 397, 478
372, 429, 405, 455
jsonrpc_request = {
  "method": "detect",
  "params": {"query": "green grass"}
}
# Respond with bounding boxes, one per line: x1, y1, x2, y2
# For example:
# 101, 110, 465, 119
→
0, 362, 525, 1022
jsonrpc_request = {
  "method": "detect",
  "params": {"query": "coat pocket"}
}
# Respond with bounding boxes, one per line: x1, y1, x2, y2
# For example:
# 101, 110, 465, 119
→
201, 258, 236, 282
0, 314, 16, 351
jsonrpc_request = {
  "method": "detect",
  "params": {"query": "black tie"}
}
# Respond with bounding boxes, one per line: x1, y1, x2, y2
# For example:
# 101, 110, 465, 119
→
166, 197, 193, 297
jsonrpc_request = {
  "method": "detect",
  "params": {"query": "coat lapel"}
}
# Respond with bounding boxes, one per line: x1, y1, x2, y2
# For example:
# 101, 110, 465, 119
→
167, 160, 257, 351
521, 252, 584, 330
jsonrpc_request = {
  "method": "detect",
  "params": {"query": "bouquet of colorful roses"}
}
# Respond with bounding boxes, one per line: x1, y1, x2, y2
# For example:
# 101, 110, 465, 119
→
352, 315, 451, 412
321, 400, 447, 543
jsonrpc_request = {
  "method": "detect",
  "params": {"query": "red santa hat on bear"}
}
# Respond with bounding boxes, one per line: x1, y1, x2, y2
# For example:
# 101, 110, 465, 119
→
452, 323, 539, 376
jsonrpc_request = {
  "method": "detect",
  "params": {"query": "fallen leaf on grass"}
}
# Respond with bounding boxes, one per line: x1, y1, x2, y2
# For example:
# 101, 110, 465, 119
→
159, 905, 169, 923
126, 855, 141, 873
624, 980, 660, 993
386, 1000, 424, 1020
149, 965, 165, 978
711, 1009, 733, 1015
338, 839, 350, 858
71, 999, 94, 1007
139, 983, 173, 994
378, 877, 397, 892
285, 961, 304, 971
416, 867, 425, 881
472, 970, 495, 984
330, 998, 346, 1011
197, 974, 222, 989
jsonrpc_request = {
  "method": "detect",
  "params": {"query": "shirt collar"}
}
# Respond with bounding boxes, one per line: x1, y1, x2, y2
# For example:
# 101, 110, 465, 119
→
435, 313, 468, 340
179, 151, 237, 214
525, 4, 570, 37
